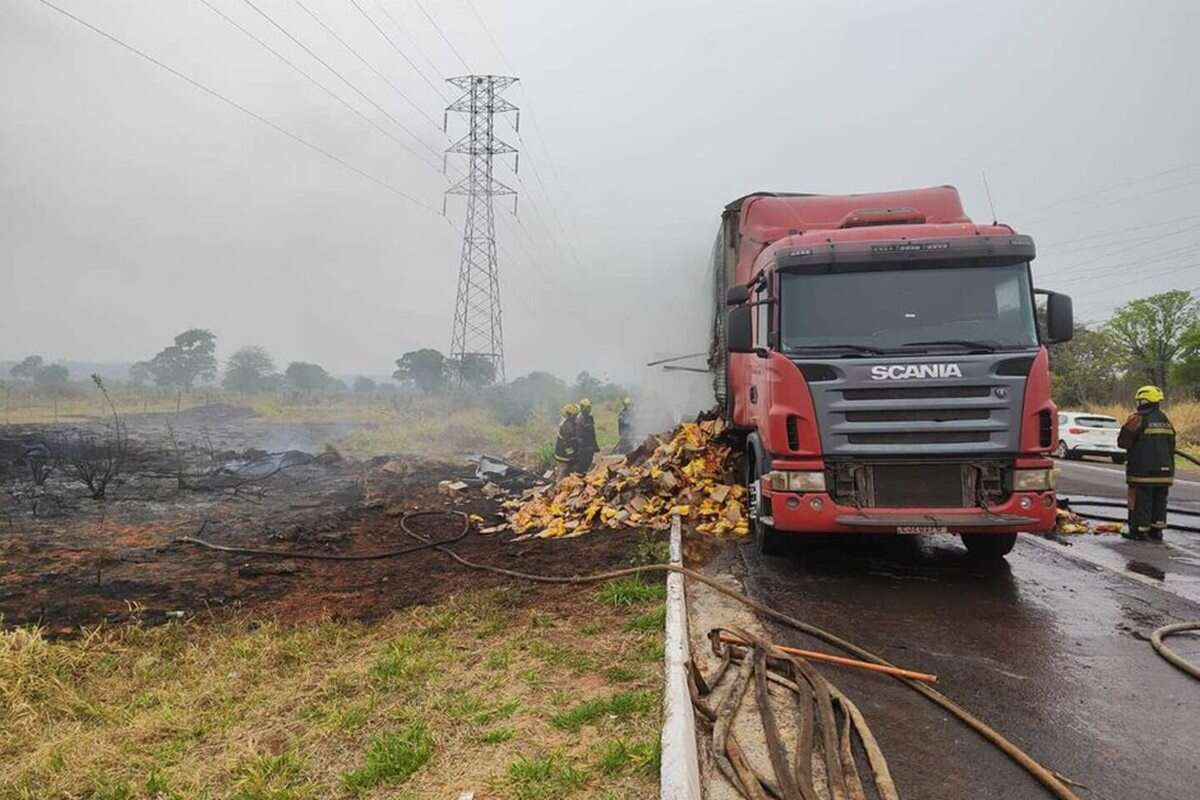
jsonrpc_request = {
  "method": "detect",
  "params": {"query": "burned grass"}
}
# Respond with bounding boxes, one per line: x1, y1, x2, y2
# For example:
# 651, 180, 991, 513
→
1, 406, 672, 797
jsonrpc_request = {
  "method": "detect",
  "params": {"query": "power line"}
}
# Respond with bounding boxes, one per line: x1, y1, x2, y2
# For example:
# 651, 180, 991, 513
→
1040, 214, 1200, 253
34, 0, 443, 215
194, 0, 442, 176
239, 0, 444, 166
459, 3, 587, 271
1047, 239, 1200, 282
1027, 173, 1200, 224
294, 0, 447, 136
343, 0, 453, 104
375, 1, 450, 89
1023, 162, 1198, 218
1045, 235, 1200, 281
411, 0, 471, 72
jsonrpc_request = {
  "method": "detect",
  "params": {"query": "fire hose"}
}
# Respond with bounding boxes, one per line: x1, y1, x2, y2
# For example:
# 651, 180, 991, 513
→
1151, 623, 1200, 680
179, 511, 1087, 799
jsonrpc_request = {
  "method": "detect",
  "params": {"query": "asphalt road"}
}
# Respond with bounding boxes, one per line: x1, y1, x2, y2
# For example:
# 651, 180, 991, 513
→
735, 495, 1200, 799
1055, 458, 1200, 605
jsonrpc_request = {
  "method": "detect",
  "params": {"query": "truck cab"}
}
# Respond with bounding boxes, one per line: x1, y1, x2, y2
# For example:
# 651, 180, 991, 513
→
712, 187, 1074, 558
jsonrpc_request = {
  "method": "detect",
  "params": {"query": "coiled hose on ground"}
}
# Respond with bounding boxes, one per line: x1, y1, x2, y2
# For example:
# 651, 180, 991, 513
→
180, 510, 1089, 799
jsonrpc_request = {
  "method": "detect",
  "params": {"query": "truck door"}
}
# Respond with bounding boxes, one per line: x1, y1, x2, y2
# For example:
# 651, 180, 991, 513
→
748, 279, 772, 428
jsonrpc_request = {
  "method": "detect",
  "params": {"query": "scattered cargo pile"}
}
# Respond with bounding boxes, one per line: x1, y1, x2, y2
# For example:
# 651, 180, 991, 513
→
505, 418, 748, 538
1054, 507, 1123, 535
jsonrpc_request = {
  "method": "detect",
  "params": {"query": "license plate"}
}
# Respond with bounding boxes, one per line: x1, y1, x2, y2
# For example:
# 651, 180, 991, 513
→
896, 525, 948, 534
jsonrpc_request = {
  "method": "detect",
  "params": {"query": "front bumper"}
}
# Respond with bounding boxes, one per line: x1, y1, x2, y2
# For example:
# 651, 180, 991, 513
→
761, 485, 1056, 535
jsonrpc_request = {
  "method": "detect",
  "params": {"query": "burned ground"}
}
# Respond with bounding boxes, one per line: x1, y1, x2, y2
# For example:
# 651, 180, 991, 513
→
0, 405, 646, 634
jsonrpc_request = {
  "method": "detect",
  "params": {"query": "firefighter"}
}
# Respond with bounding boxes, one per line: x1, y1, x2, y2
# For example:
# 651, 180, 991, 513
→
553, 403, 580, 481
616, 397, 635, 453
1117, 385, 1176, 542
574, 398, 600, 474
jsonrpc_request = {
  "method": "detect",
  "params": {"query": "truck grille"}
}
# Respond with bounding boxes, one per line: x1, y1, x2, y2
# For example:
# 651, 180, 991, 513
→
827, 383, 1008, 451
847, 431, 990, 445
842, 386, 992, 401
830, 461, 1007, 508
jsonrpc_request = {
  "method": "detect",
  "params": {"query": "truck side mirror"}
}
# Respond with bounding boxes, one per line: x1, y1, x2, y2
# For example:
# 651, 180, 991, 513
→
726, 284, 750, 306
727, 305, 754, 353
1044, 291, 1074, 344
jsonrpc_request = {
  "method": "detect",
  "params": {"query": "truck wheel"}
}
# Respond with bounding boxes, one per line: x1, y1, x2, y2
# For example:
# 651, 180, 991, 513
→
960, 532, 1018, 559
747, 454, 786, 557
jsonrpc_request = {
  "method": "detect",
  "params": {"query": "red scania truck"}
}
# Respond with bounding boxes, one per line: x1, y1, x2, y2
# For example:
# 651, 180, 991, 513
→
711, 186, 1074, 558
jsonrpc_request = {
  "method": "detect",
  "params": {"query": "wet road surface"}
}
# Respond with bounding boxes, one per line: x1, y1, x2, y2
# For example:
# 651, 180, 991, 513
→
1056, 458, 1200, 605
739, 533, 1200, 800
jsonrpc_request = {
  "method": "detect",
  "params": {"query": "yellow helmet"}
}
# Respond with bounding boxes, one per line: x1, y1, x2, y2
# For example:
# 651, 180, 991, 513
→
562, 403, 579, 416
1135, 385, 1164, 404
579, 398, 592, 409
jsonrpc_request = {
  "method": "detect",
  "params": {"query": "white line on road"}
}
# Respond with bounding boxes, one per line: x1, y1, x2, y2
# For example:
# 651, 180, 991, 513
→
1022, 535, 1199, 604
1056, 460, 1200, 487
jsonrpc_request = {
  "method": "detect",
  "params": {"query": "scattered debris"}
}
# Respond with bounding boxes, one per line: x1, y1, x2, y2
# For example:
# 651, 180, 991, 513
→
439, 480, 469, 496
505, 419, 748, 538
1054, 507, 1122, 536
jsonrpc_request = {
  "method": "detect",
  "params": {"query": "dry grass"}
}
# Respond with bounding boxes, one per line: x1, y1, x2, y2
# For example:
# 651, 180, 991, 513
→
0, 585, 664, 799
2, 389, 622, 464
1087, 401, 1200, 447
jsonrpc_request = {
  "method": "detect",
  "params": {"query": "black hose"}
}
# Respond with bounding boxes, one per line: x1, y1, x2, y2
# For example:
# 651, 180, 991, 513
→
1060, 498, 1200, 518
173, 511, 471, 560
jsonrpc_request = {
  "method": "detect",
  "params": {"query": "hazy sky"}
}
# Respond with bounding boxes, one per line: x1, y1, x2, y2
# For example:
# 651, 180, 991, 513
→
3, 0, 1199, 382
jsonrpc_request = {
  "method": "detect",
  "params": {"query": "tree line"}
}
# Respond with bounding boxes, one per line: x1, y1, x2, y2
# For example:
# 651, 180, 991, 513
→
6, 330, 627, 424
1049, 289, 1200, 407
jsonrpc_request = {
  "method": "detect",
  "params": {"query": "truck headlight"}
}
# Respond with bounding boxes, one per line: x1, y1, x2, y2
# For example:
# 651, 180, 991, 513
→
766, 470, 826, 492
1013, 468, 1055, 492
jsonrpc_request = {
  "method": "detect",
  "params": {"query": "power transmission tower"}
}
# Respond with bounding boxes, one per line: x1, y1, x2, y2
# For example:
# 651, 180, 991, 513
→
443, 74, 519, 384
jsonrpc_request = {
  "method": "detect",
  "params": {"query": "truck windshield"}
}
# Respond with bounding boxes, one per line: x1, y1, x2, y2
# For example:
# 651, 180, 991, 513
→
779, 263, 1039, 353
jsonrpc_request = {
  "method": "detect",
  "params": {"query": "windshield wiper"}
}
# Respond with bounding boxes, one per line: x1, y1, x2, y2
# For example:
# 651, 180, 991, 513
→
900, 339, 997, 353
786, 343, 888, 355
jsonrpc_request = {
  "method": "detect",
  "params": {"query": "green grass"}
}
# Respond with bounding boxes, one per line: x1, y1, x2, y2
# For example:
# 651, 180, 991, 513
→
371, 635, 434, 689
341, 723, 433, 795
594, 578, 666, 607
624, 607, 665, 632
232, 752, 313, 800
1, 586, 662, 798
507, 754, 588, 800
597, 739, 660, 777
628, 533, 670, 567
479, 727, 515, 745
549, 691, 658, 732
601, 665, 641, 684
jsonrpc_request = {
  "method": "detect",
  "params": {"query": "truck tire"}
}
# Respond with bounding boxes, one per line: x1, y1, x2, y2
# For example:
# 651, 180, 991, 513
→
747, 452, 786, 556
960, 532, 1018, 559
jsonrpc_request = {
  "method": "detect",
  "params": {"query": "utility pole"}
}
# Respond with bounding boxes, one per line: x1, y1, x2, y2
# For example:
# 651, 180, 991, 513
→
443, 74, 519, 384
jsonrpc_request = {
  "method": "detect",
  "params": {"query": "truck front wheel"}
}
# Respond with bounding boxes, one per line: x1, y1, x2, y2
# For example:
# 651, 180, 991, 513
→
960, 532, 1018, 559
747, 453, 787, 556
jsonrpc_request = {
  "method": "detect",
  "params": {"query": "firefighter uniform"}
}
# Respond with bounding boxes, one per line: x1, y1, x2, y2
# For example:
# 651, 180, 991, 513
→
574, 399, 600, 474
1117, 386, 1175, 542
554, 404, 580, 481
616, 397, 634, 454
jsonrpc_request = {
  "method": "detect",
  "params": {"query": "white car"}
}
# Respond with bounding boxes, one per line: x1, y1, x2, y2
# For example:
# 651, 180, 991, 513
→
1054, 411, 1125, 463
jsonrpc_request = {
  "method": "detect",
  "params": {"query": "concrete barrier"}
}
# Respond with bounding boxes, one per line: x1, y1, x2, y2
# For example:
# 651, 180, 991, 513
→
660, 515, 701, 799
